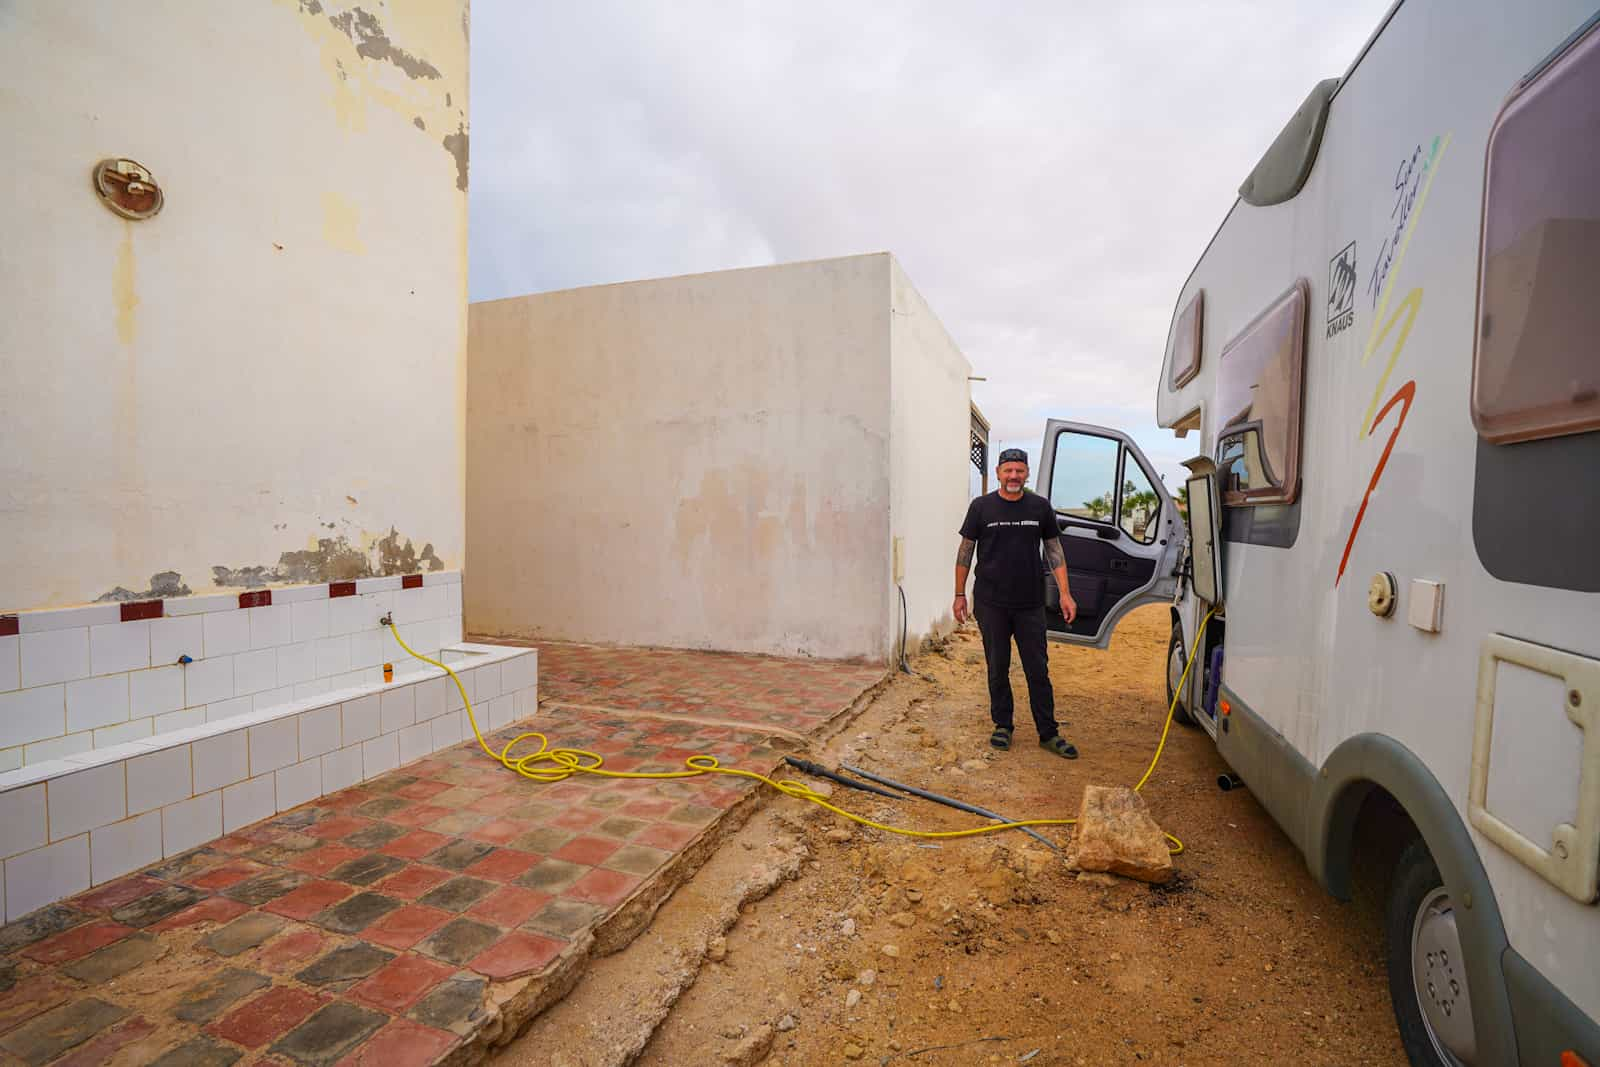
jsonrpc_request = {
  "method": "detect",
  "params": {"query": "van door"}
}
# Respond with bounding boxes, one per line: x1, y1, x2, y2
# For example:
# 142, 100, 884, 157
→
1035, 420, 1185, 648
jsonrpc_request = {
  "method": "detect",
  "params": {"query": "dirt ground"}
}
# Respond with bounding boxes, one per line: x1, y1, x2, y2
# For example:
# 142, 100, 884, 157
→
504, 604, 1408, 1067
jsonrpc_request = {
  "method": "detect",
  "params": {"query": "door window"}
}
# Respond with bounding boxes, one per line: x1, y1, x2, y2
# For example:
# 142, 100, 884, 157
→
1119, 455, 1160, 544
1048, 431, 1120, 523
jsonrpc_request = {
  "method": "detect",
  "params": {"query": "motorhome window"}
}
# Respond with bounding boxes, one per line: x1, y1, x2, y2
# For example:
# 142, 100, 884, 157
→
1118, 451, 1160, 545
1472, 18, 1600, 444
1169, 290, 1203, 390
1047, 430, 1119, 524
1214, 281, 1308, 506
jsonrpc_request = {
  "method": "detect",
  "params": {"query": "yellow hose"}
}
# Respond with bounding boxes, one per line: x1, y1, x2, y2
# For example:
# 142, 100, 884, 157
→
385, 606, 1216, 855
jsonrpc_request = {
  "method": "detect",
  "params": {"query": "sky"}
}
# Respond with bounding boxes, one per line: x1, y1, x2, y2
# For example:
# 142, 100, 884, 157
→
468, 1, 1396, 494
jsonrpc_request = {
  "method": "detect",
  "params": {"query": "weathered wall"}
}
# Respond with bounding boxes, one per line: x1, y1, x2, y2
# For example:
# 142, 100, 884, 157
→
888, 259, 974, 656
0, 1, 470, 612
467, 256, 894, 660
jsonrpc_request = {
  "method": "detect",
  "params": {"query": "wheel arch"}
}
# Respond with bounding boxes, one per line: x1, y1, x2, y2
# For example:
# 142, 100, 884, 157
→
1311, 733, 1518, 1066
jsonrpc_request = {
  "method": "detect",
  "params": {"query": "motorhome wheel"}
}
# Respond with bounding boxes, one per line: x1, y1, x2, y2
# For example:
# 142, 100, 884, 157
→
1386, 838, 1475, 1067
1167, 625, 1197, 727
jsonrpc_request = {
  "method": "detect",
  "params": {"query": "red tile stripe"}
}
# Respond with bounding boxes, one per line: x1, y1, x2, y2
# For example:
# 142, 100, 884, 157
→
238, 590, 272, 609
402, 575, 424, 589
330, 581, 358, 598
120, 599, 164, 622
0, 615, 16, 637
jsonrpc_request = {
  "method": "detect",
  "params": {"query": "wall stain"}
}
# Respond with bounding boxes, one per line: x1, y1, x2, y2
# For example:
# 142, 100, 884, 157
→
113, 224, 138, 344
211, 529, 443, 588
327, 6, 441, 80
412, 115, 425, 130
442, 123, 469, 191
321, 191, 365, 254
97, 572, 192, 602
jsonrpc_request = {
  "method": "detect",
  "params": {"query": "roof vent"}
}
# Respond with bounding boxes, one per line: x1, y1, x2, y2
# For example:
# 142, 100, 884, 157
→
1238, 78, 1339, 207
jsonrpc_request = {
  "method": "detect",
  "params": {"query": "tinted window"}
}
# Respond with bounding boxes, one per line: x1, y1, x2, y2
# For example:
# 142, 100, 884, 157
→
1473, 18, 1600, 444
1216, 281, 1308, 505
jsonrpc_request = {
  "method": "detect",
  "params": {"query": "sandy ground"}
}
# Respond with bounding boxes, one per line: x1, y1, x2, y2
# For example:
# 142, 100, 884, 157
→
502, 604, 1407, 1067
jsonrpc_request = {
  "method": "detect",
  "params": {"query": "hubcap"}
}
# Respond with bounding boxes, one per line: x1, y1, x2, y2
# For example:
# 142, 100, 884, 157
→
1410, 886, 1476, 1065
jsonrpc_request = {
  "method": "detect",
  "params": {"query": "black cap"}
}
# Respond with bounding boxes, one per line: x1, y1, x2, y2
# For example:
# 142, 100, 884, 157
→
997, 448, 1028, 466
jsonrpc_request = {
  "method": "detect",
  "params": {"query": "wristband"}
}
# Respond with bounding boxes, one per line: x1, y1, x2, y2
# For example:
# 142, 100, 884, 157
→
954, 593, 966, 598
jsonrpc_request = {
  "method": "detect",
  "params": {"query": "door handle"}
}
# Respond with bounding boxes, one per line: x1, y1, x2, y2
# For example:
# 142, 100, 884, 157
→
1109, 558, 1131, 572
1096, 526, 1120, 540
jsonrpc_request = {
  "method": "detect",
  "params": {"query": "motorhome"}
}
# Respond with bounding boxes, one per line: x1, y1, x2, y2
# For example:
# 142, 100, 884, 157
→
1035, 3, 1600, 1063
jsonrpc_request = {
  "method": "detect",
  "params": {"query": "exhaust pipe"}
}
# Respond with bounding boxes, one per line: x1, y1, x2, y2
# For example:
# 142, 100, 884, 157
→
1217, 773, 1244, 792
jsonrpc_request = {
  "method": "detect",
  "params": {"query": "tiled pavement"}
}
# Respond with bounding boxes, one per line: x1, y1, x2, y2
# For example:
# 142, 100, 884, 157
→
0, 645, 882, 1065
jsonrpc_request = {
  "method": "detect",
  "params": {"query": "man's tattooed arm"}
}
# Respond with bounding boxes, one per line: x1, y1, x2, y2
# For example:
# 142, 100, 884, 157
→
1042, 538, 1064, 571
956, 538, 976, 568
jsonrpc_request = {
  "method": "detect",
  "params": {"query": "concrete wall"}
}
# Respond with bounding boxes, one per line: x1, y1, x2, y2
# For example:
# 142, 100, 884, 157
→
888, 259, 975, 656
468, 255, 896, 660
0, 1, 471, 613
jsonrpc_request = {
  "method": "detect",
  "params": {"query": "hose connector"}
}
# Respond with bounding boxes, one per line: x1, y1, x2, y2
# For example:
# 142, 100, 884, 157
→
379, 612, 393, 627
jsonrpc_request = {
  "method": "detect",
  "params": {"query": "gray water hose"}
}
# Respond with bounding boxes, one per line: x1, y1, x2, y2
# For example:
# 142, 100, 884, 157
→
838, 762, 1061, 852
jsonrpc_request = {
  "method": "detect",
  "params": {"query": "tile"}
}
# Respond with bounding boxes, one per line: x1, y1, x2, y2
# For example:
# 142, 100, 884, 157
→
164, 593, 237, 617
0, 637, 15, 694
232, 649, 277, 697
322, 746, 364, 794
634, 821, 700, 850
470, 929, 564, 979
130, 665, 185, 718
363, 903, 452, 950
0, 997, 127, 1064
248, 604, 292, 650
183, 656, 234, 708
151, 1035, 244, 1066
206, 984, 326, 1049
163, 792, 223, 856
417, 876, 495, 913
0, 746, 19, 773
5, 836, 91, 921
406, 973, 485, 1035
290, 599, 332, 645
378, 829, 452, 861
379, 687, 415, 734
20, 629, 89, 687
362, 734, 399, 780
602, 842, 672, 877
48, 1013, 157, 1064
328, 853, 405, 886
194, 731, 249, 793
94, 717, 152, 749
375, 864, 452, 900
349, 629, 383, 670
248, 925, 329, 974
66, 673, 129, 733
565, 867, 641, 907
487, 694, 515, 731
277, 759, 322, 812
20, 917, 132, 964
271, 1001, 386, 1064
313, 891, 401, 934
430, 711, 463, 751
150, 895, 251, 932
552, 834, 621, 867
174, 967, 272, 1024
329, 595, 371, 637
61, 930, 164, 982
343, 694, 380, 743
150, 615, 204, 667
253, 684, 297, 711
416, 916, 501, 965
0, 784, 47, 859
296, 941, 395, 988
90, 620, 150, 675
413, 676, 446, 722
277, 641, 318, 687
514, 858, 588, 896
473, 663, 502, 703
262, 879, 353, 920
17, 605, 118, 633
393, 585, 444, 625
222, 775, 275, 834
49, 763, 126, 841
500, 651, 538, 693
524, 897, 606, 939
314, 635, 352, 678
249, 717, 299, 776
397, 722, 432, 766
128, 745, 192, 814
344, 821, 406, 849
89, 812, 162, 885
350, 955, 454, 1015
221, 868, 310, 907
295, 678, 335, 701
443, 583, 464, 617
204, 911, 287, 958
467, 885, 549, 928
423, 839, 493, 871
357, 577, 402, 595
298, 705, 343, 760
110, 884, 203, 930
204, 695, 253, 723
202, 610, 251, 658
271, 583, 329, 605
0, 685, 66, 750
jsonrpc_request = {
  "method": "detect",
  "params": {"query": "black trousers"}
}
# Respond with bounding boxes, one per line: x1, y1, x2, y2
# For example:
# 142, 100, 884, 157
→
973, 600, 1059, 740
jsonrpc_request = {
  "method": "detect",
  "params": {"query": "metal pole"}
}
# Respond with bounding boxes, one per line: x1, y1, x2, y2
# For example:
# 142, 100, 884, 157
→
838, 762, 1060, 852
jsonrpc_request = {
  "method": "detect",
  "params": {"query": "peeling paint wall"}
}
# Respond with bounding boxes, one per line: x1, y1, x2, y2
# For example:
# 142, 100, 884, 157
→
0, 1, 470, 611
467, 256, 896, 661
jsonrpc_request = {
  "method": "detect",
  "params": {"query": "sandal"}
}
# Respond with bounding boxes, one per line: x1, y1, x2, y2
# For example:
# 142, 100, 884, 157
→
1039, 735, 1078, 760
989, 727, 1013, 750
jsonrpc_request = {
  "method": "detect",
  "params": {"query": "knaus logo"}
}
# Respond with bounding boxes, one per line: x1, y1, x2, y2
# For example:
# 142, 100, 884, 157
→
1327, 241, 1357, 338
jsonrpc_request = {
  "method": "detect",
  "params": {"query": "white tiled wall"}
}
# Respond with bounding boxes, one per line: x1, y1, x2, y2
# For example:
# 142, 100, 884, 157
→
0, 572, 464, 769
0, 641, 536, 922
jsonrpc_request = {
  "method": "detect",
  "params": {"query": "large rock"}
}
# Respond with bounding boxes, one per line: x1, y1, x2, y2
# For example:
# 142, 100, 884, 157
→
1069, 785, 1173, 884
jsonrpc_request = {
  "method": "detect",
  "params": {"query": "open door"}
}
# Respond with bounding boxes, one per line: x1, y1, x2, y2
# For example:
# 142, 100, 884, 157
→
1036, 420, 1186, 648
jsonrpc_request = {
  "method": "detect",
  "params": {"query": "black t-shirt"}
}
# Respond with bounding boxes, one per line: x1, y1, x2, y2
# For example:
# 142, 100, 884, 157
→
958, 490, 1060, 608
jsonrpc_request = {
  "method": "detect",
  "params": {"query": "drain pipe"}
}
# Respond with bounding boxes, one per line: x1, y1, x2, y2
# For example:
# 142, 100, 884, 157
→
839, 762, 1060, 853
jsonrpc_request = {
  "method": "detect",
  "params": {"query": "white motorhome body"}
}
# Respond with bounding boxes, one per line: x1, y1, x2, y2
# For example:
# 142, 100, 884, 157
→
1036, 3, 1600, 1064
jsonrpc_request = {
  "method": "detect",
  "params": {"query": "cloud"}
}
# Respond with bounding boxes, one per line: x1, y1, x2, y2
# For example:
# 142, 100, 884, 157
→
470, 0, 1394, 486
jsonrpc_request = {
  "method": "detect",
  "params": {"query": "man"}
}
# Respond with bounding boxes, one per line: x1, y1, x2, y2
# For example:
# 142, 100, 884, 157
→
954, 448, 1079, 758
